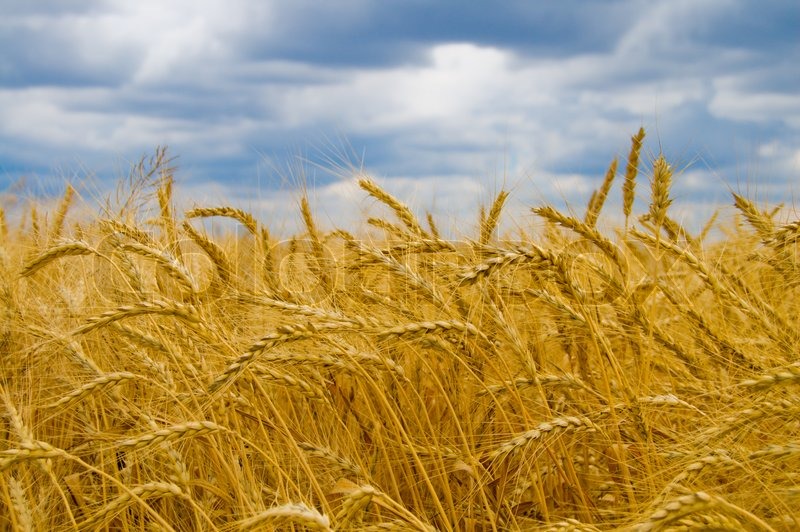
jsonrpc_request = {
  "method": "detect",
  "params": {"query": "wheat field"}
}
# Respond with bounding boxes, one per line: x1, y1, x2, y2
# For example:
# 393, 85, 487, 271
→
1, 132, 798, 531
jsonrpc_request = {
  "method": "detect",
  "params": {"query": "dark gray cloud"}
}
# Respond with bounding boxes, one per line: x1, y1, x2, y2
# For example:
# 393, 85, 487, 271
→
240, 0, 633, 66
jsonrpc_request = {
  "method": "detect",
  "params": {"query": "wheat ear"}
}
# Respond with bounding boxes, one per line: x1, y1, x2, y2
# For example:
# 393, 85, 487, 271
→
634, 492, 715, 531
623, 127, 646, 229
376, 320, 486, 342
585, 157, 618, 228
20, 240, 97, 277
739, 362, 800, 391
47, 372, 138, 409
359, 177, 430, 239
118, 242, 198, 294
77, 482, 183, 530
182, 220, 233, 287
479, 374, 587, 396
249, 366, 327, 401
749, 442, 800, 461
49, 183, 75, 242
298, 442, 362, 476
368, 217, 409, 240
671, 513, 744, 531
101, 218, 156, 245
0, 440, 68, 472
50, 372, 137, 409
0, 206, 7, 242
631, 228, 792, 344
766, 219, 800, 250
184, 205, 259, 235
426, 211, 440, 239
237, 502, 332, 531
649, 155, 673, 232
532, 206, 627, 276
73, 299, 200, 335
156, 171, 180, 253
486, 416, 596, 462
732, 193, 774, 241
479, 190, 509, 245
544, 518, 602, 531
258, 350, 406, 380
300, 194, 332, 292
7, 475, 34, 532
208, 320, 369, 394
342, 235, 449, 309
460, 245, 556, 284
184, 206, 278, 291
116, 420, 224, 451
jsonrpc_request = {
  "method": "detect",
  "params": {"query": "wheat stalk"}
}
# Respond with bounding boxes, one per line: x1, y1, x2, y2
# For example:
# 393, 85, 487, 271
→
336, 484, 377, 526
361, 520, 434, 531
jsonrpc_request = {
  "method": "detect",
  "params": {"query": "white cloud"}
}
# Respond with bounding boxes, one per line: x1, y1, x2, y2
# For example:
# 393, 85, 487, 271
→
710, 79, 800, 127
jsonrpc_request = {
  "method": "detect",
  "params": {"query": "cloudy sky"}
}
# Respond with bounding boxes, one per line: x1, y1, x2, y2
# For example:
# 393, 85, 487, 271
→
1, 0, 798, 234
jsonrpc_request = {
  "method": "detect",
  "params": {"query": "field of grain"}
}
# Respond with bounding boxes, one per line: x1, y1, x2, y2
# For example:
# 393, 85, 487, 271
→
1, 132, 798, 530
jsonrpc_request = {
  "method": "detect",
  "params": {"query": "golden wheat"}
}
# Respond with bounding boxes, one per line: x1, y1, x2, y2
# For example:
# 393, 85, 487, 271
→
1, 137, 798, 530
